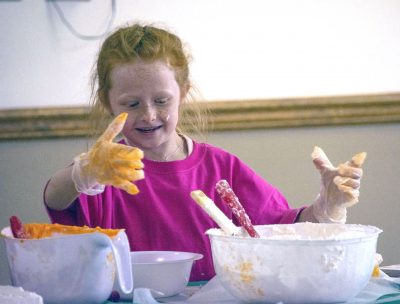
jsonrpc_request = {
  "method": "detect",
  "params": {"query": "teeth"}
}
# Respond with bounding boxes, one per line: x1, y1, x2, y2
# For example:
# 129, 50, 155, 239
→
138, 126, 160, 132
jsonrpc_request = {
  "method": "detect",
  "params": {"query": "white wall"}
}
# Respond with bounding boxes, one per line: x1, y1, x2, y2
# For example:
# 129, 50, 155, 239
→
1, 0, 400, 109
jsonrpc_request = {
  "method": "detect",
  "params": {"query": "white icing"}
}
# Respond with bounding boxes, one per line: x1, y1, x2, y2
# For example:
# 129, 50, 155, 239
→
208, 222, 380, 241
191, 190, 239, 235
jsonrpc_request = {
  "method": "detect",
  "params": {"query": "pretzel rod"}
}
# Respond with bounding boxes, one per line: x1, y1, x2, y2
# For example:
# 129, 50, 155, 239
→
215, 180, 260, 238
190, 190, 238, 236
9, 215, 31, 239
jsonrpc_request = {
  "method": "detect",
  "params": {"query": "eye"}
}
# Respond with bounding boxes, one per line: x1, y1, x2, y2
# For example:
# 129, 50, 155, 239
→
127, 100, 140, 108
155, 97, 169, 105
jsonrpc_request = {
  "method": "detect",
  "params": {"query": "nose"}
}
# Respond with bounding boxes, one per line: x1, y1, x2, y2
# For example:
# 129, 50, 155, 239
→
141, 105, 157, 122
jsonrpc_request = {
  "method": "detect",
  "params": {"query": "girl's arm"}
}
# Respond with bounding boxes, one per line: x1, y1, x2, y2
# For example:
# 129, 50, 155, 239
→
44, 166, 79, 211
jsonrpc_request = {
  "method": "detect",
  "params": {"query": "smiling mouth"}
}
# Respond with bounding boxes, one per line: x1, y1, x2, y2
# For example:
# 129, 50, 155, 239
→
136, 125, 162, 133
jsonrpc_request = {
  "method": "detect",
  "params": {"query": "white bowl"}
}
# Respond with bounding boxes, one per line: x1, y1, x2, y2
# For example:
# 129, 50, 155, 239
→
207, 222, 382, 304
1, 226, 133, 304
116, 251, 203, 299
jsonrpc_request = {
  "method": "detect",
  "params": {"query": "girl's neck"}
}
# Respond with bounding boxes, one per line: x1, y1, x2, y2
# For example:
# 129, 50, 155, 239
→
144, 133, 188, 162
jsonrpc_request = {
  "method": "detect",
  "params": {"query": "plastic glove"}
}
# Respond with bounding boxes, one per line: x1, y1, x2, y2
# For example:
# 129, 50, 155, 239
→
72, 112, 144, 195
311, 146, 366, 223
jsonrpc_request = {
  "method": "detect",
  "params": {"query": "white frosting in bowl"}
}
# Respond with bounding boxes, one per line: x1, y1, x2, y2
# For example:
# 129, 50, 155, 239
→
206, 222, 382, 303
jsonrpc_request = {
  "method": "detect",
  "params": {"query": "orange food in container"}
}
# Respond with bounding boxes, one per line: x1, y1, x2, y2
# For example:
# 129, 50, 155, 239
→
1, 219, 133, 304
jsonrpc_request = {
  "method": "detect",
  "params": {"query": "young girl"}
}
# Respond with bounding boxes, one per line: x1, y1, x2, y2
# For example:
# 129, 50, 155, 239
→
44, 23, 365, 282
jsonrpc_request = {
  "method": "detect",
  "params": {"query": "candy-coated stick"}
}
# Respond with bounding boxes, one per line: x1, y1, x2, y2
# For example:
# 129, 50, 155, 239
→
190, 190, 238, 236
215, 180, 260, 238
9, 215, 30, 239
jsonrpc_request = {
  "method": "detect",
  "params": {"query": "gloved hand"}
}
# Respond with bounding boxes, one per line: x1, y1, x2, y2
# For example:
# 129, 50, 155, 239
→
311, 146, 366, 223
72, 112, 144, 195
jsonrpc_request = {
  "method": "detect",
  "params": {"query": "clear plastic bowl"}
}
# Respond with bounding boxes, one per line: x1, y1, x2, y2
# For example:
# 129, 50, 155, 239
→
116, 250, 203, 299
207, 222, 382, 304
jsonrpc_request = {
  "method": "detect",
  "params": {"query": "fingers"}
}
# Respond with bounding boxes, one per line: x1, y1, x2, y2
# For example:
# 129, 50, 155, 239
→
107, 144, 145, 183
113, 159, 144, 170
87, 136, 145, 194
313, 147, 366, 178
110, 147, 144, 174
313, 147, 366, 222
111, 146, 144, 168
311, 146, 334, 172
111, 177, 140, 195
338, 164, 363, 179
98, 112, 128, 142
347, 152, 367, 168
333, 176, 360, 208
123, 183, 140, 195
113, 144, 144, 158
114, 168, 144, 182
111, 145, 144, 160
334, 176, 360, 189
312, 147, 366, 169
125, 146, 144, 159
129, 169, 144, 181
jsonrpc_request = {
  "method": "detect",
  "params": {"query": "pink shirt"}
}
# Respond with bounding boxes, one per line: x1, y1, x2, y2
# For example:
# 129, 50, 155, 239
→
46, 141, 303, 281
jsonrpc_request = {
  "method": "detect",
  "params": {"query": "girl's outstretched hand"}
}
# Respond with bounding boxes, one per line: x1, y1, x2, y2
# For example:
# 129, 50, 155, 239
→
72, 113, 144, 195
311, 146, 366, 223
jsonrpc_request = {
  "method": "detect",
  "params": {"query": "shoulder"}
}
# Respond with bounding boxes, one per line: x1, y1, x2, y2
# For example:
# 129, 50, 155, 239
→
193, 140, 251, 169
196, 141, 231, 154
194, 140, 238, 159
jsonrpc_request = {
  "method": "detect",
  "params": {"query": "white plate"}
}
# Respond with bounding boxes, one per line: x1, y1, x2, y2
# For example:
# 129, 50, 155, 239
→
380, 264, 400, 277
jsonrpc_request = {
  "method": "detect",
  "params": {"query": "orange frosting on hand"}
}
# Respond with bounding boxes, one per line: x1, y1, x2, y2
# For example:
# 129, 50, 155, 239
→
24, 223, 122, 239
83, 112, 145, 195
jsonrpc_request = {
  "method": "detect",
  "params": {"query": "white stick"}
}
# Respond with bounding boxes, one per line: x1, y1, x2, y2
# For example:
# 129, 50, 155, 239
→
191, 190, 238, 235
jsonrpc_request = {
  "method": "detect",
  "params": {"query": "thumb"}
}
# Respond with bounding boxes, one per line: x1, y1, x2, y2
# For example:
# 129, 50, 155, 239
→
98, 112, 128, 142
311, 146, 334, 173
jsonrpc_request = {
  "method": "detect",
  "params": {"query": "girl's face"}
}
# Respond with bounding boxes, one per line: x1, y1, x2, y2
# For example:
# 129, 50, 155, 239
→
108, 60, 183, 154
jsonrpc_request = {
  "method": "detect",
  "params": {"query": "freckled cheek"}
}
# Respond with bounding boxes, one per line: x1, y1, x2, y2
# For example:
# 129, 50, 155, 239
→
159, 111, 171, 122
165, 113, 179, 130
154, 107, 171, 121
162, 105, 179, 124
